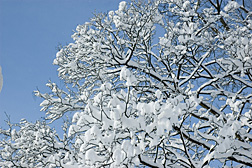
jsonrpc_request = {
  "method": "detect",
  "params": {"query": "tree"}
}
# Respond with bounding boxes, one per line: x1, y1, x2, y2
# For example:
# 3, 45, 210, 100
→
1, 0, 252, 167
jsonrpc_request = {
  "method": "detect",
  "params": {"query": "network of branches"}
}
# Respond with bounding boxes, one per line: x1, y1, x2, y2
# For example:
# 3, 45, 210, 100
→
1, 0, 252, 167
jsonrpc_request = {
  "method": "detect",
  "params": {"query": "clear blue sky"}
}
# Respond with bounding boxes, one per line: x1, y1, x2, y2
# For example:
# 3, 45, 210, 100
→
0, 0, 127, 130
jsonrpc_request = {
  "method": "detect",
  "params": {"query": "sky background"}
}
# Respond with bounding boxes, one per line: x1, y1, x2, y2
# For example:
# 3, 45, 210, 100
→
0, 0, 128, 131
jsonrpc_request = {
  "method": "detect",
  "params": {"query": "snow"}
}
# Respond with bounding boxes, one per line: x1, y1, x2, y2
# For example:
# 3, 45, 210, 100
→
72, 112, 81, 123
108, 11, 114, 19
113, 16, 121, 28
113, 148, 126, 165
155, 90, 162, 100
40, 99, 49, 107
100, 82, 112, 93
118, 1, 127, 12
182, 1, 191, 11
2, 0, 252, 167
120, 66, 137, 86
85, 149, 102, 165
224, 1, 240, 12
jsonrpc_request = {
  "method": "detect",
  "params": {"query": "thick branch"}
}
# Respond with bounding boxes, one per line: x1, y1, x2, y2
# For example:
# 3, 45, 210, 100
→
138, 155, 159, 168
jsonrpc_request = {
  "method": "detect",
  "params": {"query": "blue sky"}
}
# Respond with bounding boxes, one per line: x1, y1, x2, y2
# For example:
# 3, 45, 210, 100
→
0, 0, 127, 130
